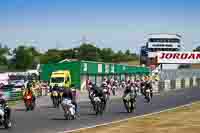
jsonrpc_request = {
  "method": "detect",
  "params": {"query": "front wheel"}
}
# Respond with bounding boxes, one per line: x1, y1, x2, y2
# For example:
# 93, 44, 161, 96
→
4, 120, 11, 129
53, 97, 59, 108
145, 92, 151, 103
124, 100, 135, 113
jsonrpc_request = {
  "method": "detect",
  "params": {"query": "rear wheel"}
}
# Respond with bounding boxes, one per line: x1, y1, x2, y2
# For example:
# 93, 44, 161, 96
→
95, 102, 101, 115
124, 100, 135, 113
112, 89, 116, 96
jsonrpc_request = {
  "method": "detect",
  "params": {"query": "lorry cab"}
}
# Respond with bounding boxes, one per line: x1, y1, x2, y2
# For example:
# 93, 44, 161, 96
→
50, 70, 71, 88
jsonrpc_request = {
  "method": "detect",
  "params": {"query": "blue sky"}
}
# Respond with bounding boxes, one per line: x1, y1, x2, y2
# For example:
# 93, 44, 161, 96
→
0, 0, 199, 52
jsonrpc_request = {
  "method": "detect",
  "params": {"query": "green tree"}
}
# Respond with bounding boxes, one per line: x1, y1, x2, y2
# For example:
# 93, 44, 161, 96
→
10, 46, 40, 70
40, 49, 62, 64
99, 48, 114, 62
193, 46, 200, 51
112, 50, 125, 62
77, 43, 101, 61
0, 44, 9, 65
11, 46, 33, 70
125, 49, 131, 56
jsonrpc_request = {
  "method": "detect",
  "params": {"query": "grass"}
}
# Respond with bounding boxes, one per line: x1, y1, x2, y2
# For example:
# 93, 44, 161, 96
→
73, 102, 200, 133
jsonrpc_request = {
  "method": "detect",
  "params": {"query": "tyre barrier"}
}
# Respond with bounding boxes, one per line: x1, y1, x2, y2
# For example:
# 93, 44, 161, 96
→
155, 77, 200, 93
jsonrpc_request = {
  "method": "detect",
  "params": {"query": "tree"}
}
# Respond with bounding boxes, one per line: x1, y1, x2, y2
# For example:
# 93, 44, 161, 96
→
11, 46, 33, 70
0, 44, 9, 65
99, 48, 114, 62
193, 46, 200, 51
39, 49, 62, 64
10, 46, 40, 70
125, 49, 131, 56
112, 50, 125, 62
77, 43, 101, 61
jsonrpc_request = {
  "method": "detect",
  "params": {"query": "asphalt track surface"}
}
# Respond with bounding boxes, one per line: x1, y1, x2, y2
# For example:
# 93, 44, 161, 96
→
1, 87, 200, 133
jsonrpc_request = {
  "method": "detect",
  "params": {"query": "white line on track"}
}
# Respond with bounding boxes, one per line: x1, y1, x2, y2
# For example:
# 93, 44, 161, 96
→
59, 101, 199, 133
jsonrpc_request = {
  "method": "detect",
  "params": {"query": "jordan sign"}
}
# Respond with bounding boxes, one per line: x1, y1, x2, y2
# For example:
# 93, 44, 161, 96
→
157, 52, 200, 64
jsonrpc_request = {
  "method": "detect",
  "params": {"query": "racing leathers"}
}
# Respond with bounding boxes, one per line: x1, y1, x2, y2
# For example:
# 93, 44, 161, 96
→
50, 85, 62, 103
23, 89, 36, 104
62, 89, 77, 113
89, 85, 106, 106
144, 81, 153, 98
123, 84, 137, 109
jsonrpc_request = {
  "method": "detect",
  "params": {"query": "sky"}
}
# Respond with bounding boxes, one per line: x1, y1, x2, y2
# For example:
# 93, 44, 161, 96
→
0, 0, 199, 53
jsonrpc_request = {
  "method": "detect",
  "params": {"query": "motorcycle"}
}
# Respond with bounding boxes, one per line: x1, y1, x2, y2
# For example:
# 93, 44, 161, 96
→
121, 83, 126, 89
61, 98, 76, 120
111, 86, 116, 96
103, 87, 110, 102
145, 88, 152, 103
24, 94, 35, 111
51, 90, 60, 108
93, 96, 104, 115
123, 93, 136, 113
0, 105, 11, 129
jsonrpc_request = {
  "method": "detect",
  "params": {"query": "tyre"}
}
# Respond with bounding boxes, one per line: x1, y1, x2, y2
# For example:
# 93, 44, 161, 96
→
4, 120, 11, 129
95, 102, 100, 115
53, 97, 59, 108
112, 88, 116, 96
145, 92, 150, 102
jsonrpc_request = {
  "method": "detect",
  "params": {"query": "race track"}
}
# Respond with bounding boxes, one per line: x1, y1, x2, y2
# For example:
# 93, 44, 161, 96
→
1, 87, 200, 133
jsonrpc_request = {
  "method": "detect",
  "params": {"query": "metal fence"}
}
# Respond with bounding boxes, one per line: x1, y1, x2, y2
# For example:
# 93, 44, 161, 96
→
159, 69, 200, 80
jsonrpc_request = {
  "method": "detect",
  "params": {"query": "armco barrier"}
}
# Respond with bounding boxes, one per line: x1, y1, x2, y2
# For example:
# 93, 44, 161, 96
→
9, 91, 22, 101
157, 76, 199, 93
4, 88, 46, 101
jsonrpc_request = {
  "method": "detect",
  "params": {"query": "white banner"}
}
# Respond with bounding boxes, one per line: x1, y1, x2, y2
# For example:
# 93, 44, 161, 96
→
148, 43, 179, 49
157, 52, 200, 64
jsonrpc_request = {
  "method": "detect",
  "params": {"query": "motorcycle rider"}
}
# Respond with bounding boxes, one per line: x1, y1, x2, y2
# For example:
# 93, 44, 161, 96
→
89, 83, 106, 108
144, 79, 153, 98
0, 94, 11, 123
102, 78, 108, 87
122, 81, 137, 110
62, 86, 78, 114
50, 84, 61, 102
140, 79, 146, 95
121, 80, 126, 89
23, 86, 36, 104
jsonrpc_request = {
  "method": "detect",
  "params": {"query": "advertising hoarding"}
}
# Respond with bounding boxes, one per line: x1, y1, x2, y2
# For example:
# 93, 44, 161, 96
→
157, 52, 200, 64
